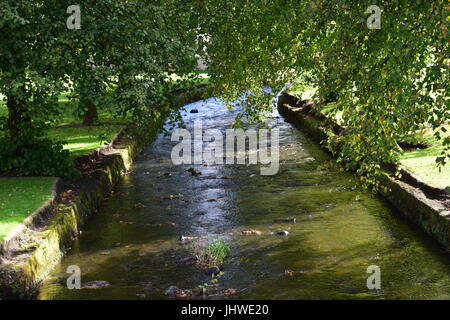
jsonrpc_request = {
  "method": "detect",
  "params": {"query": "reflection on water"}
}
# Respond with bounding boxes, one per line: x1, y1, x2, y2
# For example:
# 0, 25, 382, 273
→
39, 98, 450, 300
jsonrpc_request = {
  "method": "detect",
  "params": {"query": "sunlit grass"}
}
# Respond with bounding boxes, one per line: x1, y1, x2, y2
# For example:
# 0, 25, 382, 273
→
0, 77, 208, 241
0, 177, 55, 241
47, 125, 123, 158
0, 93, 125, 240
399, 126, 450, 189
287, 86, 450, 189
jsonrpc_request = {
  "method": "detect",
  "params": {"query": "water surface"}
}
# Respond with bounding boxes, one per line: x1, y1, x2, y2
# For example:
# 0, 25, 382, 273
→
39, 98, 450, 300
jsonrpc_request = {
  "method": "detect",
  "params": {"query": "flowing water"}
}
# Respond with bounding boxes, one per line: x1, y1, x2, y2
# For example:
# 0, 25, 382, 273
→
39, 97, 450, 300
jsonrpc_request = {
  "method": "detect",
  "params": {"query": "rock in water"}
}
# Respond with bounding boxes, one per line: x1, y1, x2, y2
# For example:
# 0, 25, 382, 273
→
164, 286, 191, 298
190, 109, 199, 113
187, 167, 201, 176
164, 286, 179, 297
179, 235, 197, 242
205, 266, 221, 276
274, 218, 296, 223
178, 256, 198, 264
276, 230, 289, 236
81, 280, 111, 289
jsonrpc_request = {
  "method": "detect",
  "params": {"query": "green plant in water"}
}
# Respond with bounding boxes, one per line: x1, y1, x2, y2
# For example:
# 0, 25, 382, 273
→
206, 240, 231, 266
198, 271, 225, 291
193, 240, 231, 267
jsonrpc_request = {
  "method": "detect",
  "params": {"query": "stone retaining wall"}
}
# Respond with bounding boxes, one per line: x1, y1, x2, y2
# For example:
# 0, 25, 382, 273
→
277, 93, 450, 249
0, 85, 208, 299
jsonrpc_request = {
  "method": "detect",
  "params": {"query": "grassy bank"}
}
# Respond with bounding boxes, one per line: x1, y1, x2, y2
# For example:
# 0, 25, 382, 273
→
399, 128, 450, 189
0, 177, 55, 241
0, 77, 210, 242
0, 94, 124, 241
287, 86, 450, 190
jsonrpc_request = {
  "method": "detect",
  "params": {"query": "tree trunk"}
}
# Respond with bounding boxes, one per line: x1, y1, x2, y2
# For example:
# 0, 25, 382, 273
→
82, 100, 98, 126
6, 95, 30, 142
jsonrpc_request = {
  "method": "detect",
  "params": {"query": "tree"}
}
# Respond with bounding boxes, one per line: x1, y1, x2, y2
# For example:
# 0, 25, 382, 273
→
0, 0, 200, 176
196, 0, 449, 189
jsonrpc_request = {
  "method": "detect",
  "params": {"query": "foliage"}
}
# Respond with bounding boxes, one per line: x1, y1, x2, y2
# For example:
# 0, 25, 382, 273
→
206, 240, 231, 265
1, 0, 448, 186
0, 0, 201, 177
196, 0, 449, 190
0, 137, 77, 177
193, 240, 231, 267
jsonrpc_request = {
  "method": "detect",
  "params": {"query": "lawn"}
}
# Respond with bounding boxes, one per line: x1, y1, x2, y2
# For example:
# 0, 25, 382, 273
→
0, 92, 130, 156
0, 75, 210, 242
286, 86, 450, 190
399, 127, 450, 189
47, 125, 124, 158
0, 93, 127, 242
0, 177, 55, 241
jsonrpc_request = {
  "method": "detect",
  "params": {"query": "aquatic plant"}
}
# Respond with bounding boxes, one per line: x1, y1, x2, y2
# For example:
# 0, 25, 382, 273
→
193, 240, 231, 267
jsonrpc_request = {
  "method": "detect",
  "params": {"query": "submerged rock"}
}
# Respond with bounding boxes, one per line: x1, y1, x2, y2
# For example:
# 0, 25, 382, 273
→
187, 167, 202, 176
164, 286, 191, 298
274, 218, 296, 223
164, 285, 179, 296
81, 280, 111, 289
223, 288, 237, 296
204, 266, 222, 276
178, 256, 198, 264
179, 235, 198, 242
284, 270, 294, 277
193, 210, 207, 216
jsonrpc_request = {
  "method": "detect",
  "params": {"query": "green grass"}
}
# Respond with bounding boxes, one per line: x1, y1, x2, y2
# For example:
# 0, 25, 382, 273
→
0, 77, 209, 241
287, 86, 450, 189
0, 177, 55, 241
0, 93, 126, 241
399, 126, 450, 189
205, 240, 231, 266
1, 92, 129, 157
47, 125, 123, 158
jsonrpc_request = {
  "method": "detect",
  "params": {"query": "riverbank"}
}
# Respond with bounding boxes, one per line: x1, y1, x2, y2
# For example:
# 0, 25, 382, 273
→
277, 93, 450, 249
0, 84, 209, 299
37, 94, 450, 300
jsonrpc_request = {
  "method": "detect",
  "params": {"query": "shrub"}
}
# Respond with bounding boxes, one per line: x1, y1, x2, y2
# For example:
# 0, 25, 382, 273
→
0, 138, 78, 178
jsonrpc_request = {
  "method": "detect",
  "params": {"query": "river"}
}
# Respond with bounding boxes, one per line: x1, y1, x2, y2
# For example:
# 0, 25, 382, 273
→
38, 97, 450, 299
